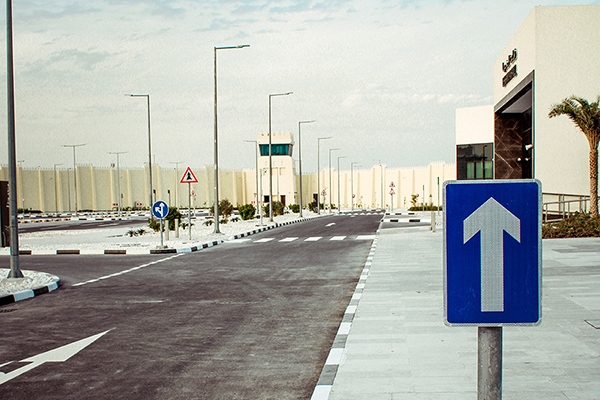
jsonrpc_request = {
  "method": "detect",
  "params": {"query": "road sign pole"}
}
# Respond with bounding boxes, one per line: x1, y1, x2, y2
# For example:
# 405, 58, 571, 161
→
188, 182, 192, 240
160, 218, 164, 248
478, 327, 502, 400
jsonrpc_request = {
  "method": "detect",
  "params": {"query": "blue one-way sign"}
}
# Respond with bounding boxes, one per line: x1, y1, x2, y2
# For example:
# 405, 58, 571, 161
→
444, 180, 541, 326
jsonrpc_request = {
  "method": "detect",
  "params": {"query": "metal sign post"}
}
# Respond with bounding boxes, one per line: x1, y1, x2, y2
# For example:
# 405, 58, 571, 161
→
152, 200, 169, 248
180, 167, 198, 241
444, 180, 541, 400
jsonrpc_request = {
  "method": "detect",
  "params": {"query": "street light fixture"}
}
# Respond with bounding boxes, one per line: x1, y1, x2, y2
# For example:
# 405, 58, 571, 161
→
317, 136, 332, 215
213, 44, 250, 233
126, 94, 153, 213
298, 120, 315, 218
268, 92, 292, 222
337, 156, 347, 212
109, 151, 127, 214
328, 148, 340, 213
63, 143, 86, 215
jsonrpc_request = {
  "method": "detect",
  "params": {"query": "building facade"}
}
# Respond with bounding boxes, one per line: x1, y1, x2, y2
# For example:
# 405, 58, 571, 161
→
457, 5, 600, 199
2, 157, 455, 213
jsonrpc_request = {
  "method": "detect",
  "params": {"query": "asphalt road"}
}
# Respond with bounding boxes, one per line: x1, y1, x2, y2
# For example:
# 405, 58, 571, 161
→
0, 214, 382, 399
17, 217, 149, 233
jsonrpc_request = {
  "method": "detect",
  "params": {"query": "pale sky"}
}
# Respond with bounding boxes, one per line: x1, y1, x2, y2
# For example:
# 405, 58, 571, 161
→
0, 0, 597, 173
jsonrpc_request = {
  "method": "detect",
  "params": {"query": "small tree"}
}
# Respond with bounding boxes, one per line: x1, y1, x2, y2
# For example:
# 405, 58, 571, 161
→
549, 95, 600, 217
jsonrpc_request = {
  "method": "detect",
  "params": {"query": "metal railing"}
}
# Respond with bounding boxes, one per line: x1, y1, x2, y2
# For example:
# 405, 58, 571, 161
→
542, 192, 590, 223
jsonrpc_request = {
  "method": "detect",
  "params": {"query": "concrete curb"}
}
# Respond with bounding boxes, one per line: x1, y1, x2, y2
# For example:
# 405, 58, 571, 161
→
310, 236, 378, 400
0, 274, 60, 307
14, 216, 316, 256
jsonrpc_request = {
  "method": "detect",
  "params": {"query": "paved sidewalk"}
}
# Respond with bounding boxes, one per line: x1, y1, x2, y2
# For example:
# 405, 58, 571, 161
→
323, 226, 600, 399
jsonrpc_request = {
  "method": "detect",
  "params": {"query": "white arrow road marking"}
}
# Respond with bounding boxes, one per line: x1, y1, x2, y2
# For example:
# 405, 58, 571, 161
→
326, 223, 335, 227
463, 197, 520, 312
0, 329, 112, 385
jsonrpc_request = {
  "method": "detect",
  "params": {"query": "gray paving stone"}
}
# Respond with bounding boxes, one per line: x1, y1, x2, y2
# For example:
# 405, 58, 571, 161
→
326, 228, 600, 399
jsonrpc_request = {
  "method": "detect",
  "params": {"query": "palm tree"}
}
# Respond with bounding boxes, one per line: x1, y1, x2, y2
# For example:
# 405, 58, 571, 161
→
549, 95, 600, 217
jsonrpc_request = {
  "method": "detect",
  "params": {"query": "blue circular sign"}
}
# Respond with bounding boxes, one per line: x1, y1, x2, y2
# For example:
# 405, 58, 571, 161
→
152, 200, 169, 219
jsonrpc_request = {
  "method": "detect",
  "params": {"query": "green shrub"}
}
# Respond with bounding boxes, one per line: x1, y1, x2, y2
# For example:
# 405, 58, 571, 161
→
543, 212, 600, 238
239, 203, 256, 220
203, 219, 214, 226
209, 199, 234, 218
165, 207, 183, 230
289, 204, 300, 213
263, 201, 285, 217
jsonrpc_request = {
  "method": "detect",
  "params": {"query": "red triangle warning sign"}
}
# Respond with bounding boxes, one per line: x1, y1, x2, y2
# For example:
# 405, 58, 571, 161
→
180, 167, 198, 184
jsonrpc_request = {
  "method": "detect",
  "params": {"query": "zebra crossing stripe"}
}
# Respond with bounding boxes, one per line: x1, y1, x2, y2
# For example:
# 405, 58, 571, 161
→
305, 237, 322, 241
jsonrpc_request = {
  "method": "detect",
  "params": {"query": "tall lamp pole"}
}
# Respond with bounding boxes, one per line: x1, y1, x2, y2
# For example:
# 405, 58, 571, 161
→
53, 163, 62, 214
298, 120, 315, 218
245, 140, 261, 220
337, 156, 346, 212
351, 162, 360, 211
63, 144, 86, 215
268, 92, 292, 222
127, 94, 153, 213
109, 151, 127, 214
317, 136, 332, 214
373, 159, 384, 210
170, 161, 183, 208
328, 148, 340, 213
6, 0, 21, 278
214, 44, 249, 233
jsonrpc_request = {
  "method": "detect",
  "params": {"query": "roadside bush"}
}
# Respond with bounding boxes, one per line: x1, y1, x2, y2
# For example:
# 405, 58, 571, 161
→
165, 207, 183, 230
289, 204, 300, 213
263, 201, 285, 217
543, 212, 600, 238
239, 203, 256, 220
409, 204, 441, 212
210, 199, 234, 218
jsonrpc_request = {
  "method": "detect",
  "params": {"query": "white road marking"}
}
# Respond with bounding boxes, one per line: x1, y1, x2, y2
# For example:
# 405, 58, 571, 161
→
330, 236, 346, 241
0, 330, 111, 385
356, 235, 377, 240
254, 238, 274, 243
279, 237, 298, 242
72, 254, 183, 287
225, 239, 252, 243
305, 237, 322, 241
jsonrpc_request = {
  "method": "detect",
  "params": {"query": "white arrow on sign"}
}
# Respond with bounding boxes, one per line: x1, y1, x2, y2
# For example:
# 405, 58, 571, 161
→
155, 202, 166, 217
0, 330, 111, 385
463, 197, 520, 312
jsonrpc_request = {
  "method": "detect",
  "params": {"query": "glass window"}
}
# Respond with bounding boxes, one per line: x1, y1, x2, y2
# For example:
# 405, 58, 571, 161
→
457, 143, 494, 180
259, 144, 292, 156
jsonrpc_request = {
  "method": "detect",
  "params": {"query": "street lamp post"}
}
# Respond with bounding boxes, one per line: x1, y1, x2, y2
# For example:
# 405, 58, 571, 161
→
329, 148, 340, 213
213, 44, 249, 233
268, 92, 292, 222
337, 156, 347, 212
317, 137, 332, 214
127, 94, 153, 213
109, 151, 127, 214
63, 144, 86, 215
6, 0, 22, 278
298, 120, 315, 218
53, 163, 62, 214
351, 162, 360, 211
245, 140, 261, 221
171, 161, 183, 208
